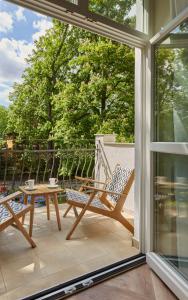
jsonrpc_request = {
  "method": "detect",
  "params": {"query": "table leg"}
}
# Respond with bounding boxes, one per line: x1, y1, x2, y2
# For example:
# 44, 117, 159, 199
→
46, 194, 50, 220
29, 195, 35, 237
22, 194, 28, 224
73, 207, 78, 217
53, 193, 61, 231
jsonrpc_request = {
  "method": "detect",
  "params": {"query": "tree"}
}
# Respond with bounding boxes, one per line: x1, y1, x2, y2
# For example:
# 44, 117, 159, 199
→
8, 21, 81, 147
7, 1, 136, 145
0, 105, 8, 139
53, 35, 134, 142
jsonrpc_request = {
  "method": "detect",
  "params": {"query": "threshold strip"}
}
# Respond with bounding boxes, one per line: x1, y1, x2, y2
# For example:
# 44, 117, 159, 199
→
22, 253, 146, 300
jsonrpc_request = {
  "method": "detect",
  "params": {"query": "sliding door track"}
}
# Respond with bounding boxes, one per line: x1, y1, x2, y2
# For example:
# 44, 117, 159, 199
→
23, 253, 146, 300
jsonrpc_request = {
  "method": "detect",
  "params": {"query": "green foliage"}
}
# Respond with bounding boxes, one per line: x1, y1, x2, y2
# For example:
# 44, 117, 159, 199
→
0, 105, 8, 139
53, 35, 135, 142
155, 45, 188, 142
89, 0, 136, 27
7, 17, 135, 144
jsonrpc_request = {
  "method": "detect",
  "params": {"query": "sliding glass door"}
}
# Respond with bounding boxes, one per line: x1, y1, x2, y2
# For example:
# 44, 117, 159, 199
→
150, 18, 188, 291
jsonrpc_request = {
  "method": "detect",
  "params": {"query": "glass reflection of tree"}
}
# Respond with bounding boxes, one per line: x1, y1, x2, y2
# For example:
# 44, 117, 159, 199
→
89, 0, 136, 27
156, 39, 188, 142
155, 48, 176, 141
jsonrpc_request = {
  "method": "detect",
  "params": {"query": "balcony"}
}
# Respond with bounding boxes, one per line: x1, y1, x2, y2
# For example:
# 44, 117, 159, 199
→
0, 139, 138, 300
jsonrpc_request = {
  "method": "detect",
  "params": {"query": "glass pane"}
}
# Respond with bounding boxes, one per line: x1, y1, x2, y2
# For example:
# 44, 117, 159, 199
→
154, 19, 188, 142
153, 0, 188, 35
89, 0, 140, 30
154, 152, 188, 281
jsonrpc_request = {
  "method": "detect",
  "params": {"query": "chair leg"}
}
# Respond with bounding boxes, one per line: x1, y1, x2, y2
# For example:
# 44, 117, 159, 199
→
53, 193, 61, 231
18, 217, 36, 248
29, 206, 34, 238
46, 194, 50, 220
73, 206, 78, 217
29, 195, 35, 237
118, 214, 134, 234
22, 195, 28, 224
63, 204, 72, 217
10, 210, 36, 248
66, 192, 96, 240
66, 207, 86, 240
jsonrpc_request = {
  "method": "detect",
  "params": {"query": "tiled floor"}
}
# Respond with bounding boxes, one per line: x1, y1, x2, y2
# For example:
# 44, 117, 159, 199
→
69, 264, 177, 300
0, 203, 138, 300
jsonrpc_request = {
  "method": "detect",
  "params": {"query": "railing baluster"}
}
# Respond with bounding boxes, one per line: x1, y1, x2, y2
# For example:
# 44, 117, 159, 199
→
11, 152, 17, 190
87, 153, 93, 178
69, 149, 76, 188
3, 150, 8, 186
43, 154, 49, 183
81, 151, 87, 178
28, 152, 33, 180
50, 151, 55, 178
19, 153, 25, 186
36, 153, 41, 183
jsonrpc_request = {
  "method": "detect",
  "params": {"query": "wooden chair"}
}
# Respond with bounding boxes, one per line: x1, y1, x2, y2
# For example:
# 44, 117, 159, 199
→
64, 164, 134, 240
0, 191, 36, 248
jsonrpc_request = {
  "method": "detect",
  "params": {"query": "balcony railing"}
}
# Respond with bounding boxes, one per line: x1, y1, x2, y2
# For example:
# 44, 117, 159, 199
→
0, 142, 111, 194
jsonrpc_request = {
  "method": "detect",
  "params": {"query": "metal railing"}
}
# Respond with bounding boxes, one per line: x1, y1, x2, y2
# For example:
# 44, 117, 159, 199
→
0, 143, 111, 194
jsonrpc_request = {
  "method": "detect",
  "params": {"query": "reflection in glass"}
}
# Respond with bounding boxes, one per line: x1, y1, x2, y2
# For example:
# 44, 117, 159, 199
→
154, 153, 188, 281
154, 20, 188, 142
89, 0, 138, 29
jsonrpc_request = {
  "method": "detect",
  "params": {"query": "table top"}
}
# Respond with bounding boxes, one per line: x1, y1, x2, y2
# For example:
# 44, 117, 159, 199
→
19, 184, 64, 195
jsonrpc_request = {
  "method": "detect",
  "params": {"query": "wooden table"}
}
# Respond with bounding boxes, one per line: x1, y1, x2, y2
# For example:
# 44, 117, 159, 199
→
19, 184, 64, 236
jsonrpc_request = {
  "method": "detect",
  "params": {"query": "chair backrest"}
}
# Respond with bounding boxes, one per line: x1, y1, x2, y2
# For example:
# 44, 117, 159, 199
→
106, 164, 134, 204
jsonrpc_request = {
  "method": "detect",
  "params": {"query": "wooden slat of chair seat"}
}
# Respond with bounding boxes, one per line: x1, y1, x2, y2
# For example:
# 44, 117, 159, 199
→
0, 192, 36, 248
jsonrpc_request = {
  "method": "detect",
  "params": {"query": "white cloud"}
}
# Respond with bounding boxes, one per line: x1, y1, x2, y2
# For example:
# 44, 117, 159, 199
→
15, 7, 26, 22
0, 84, 13, 107
32, 19, 52, 41
0, 38, 33, 83
0, 38, 33, 106
0, 11, 13, 33
0, 38, 33, 105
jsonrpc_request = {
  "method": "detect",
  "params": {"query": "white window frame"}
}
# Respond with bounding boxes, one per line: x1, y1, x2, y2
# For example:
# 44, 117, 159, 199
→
145, 7, 188, 300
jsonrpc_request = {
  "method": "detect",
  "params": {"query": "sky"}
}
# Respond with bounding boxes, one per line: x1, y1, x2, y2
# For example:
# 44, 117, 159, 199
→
0, 0, 52, 108
0, 1, 136, 108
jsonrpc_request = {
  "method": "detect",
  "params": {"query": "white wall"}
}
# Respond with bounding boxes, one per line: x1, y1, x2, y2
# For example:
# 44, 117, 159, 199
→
95, 134, 135, 215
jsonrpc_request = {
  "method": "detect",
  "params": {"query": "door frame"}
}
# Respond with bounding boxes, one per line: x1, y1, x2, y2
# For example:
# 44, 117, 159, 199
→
145, 7, 188, 300
4, 0, 188, 298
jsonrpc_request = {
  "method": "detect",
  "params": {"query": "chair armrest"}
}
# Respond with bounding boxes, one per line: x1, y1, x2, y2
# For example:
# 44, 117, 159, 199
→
81, 185, 126, 196
0, 191, 23, 204
75, 176, 106, 185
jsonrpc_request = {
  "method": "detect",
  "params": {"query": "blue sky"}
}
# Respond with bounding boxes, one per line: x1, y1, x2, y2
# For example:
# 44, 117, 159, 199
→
0, 0, 52, 107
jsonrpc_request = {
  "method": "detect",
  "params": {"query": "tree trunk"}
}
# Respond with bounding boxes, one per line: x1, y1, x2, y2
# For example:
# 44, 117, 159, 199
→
101, 85, 107, 122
